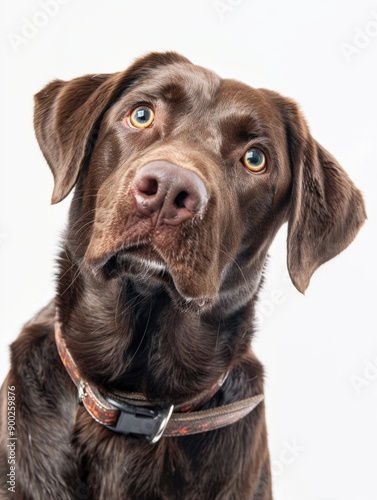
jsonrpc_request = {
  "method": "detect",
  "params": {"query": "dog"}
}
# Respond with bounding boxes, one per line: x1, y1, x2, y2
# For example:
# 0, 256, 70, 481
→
0, 52, 366, 499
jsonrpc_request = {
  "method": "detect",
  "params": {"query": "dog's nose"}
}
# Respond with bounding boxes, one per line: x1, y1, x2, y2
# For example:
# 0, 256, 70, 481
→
132, 161, 208, 226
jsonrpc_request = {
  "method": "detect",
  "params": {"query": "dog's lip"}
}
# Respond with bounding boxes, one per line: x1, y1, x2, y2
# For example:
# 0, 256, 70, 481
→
86, 240, 154, 269
96, 244, 168, 275
114, 247, 168, 273
87, 244, 210, 307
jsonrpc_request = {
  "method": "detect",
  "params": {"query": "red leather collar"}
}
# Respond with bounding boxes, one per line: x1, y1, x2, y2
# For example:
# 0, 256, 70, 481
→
55, 322, 263, 443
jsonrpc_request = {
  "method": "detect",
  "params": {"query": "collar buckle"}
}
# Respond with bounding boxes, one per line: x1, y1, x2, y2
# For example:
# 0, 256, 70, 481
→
105, 398, 174, 444
78, 381, 88, 403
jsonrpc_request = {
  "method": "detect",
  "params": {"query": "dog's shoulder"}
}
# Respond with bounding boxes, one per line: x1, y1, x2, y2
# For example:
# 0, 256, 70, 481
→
7, 299, 75, 417
1, 301, 80, 498
9, 300, 57, 381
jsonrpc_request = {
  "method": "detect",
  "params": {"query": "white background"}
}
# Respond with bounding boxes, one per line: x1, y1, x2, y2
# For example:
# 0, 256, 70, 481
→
0, 1, 376, 499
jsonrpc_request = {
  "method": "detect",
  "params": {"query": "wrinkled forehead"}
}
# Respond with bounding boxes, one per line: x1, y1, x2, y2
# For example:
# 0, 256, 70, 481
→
119, 63, 221, 106
113, 62, 285, 141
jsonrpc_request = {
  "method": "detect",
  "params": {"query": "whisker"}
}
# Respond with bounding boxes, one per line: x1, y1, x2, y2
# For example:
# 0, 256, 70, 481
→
60, 262, 83, 296
68, 209, 97, 232
122, 297, 152, 370
73, 219, 96, 237
219, 247, 248, 289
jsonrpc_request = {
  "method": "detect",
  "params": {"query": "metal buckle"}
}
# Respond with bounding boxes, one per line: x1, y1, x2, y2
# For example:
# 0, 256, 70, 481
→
78, 381, 88, 403
105, 398, 174, 444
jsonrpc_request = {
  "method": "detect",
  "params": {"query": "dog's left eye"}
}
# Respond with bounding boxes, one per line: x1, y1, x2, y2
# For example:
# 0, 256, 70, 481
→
128, 106, 155, 129
241, 148, 266, 173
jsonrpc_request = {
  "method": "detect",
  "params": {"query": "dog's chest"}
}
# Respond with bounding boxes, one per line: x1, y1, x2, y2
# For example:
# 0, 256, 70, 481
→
71, 410, 196, 499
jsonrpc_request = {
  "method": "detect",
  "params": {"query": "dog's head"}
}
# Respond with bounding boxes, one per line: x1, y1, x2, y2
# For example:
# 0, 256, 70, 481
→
34, 52, 366, 305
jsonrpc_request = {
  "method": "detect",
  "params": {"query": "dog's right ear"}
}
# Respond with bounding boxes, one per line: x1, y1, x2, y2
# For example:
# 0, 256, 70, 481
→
34, 74, 113, 204
34, 52, 190, 204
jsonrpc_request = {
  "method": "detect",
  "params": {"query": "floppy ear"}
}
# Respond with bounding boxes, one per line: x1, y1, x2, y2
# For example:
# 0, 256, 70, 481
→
279, 97, 366, 293
34, 52, 190, 204
34, 74, 115, 204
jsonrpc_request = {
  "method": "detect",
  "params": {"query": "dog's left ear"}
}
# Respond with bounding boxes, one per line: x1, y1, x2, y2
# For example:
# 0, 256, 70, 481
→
274, 94, 366, 293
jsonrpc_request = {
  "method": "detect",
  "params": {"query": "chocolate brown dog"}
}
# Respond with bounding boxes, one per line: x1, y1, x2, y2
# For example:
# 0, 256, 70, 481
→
0, 52, 366, 499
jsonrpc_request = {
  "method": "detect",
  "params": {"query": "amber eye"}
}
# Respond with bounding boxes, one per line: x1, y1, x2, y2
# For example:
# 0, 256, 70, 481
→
128, 106, 155, 128
242, 148, 266, 172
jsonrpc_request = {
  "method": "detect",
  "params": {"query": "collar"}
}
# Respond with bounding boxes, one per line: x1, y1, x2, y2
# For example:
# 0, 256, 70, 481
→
55, 322, 263, 443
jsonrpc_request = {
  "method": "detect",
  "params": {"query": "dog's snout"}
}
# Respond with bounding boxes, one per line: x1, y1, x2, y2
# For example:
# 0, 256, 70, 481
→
132, 161, 208, 226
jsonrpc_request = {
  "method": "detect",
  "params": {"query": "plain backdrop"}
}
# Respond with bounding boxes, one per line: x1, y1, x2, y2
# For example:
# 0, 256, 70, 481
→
0, 1, 376, 499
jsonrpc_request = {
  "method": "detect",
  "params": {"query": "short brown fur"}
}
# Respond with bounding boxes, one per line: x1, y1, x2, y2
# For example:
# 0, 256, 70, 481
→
0, 52, 366, 499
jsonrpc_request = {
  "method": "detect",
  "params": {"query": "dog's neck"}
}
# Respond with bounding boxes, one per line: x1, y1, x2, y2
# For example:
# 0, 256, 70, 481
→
56, 247, 265, 403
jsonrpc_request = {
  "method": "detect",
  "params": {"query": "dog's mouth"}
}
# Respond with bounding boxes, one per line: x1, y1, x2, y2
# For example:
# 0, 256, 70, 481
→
84, 210, 221, 304
93, 244, 211, 308
102, 245, 169, 282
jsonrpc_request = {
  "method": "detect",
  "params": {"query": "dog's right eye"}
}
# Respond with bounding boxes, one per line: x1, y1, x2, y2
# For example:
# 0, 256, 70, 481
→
128, 106, 155, 129
241, 148, 267, 173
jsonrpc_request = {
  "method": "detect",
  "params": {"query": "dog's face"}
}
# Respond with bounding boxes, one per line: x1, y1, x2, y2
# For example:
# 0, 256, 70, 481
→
34, 52, 365, 306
